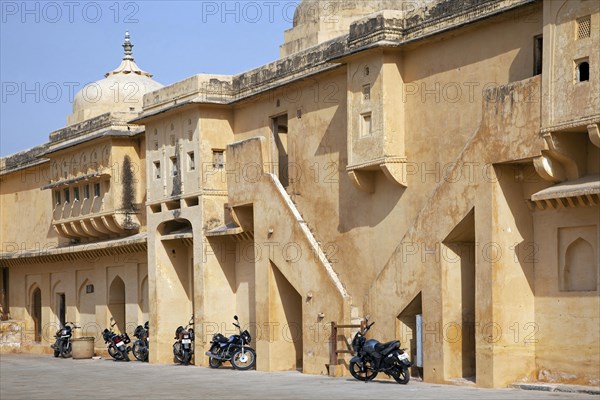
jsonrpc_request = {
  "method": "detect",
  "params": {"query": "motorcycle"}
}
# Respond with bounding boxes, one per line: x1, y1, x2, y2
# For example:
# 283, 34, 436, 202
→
205, 315, 256, 370
349, 317, 411, 384
102, 318, 131, 361
173, 315, 194, 365
132, 321, 149, 362
51, 322, 80, 358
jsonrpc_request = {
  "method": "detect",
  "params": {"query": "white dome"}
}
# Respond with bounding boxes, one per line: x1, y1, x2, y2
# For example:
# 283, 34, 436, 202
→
68, 32, 162, 125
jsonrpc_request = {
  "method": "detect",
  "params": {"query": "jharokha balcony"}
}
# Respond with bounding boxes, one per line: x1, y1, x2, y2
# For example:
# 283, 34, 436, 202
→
45, 169, 142, 240
35, 110, 147, 241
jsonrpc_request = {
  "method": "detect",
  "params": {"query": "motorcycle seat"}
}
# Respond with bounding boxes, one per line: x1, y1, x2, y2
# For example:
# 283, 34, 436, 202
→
376, 340, 400, 355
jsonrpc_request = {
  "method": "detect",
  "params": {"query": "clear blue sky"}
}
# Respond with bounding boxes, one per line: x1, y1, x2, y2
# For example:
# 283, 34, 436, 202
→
0, 0, 297, 157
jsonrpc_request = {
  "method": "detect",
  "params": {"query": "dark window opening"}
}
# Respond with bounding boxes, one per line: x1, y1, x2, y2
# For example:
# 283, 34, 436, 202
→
54, 191, 61, 205
73, 187, 80, 202
271, 114, 289, 188
1, 268, 9, 321
533, 35, 543, 76
83, 185, 90, 200
94, 183, 101, 197
577, 61, 589, 82
57, 293, 66, 327
188, 152, 195, 171
212, 150, 224, 169
154, 161, 161, 179
170, 157, 178, 176
63, 188, 70, 203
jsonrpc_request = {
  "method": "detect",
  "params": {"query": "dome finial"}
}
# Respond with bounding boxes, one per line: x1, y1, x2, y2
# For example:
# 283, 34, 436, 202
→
123, 31, 134, 60
105, 31, 153, 78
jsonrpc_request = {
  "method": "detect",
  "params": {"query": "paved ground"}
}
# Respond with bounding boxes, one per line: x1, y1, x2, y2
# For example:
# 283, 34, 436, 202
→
0, 354, 595, 400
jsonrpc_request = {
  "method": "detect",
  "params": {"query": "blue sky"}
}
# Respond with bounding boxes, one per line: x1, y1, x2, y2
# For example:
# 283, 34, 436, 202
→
0, 1, 297, 156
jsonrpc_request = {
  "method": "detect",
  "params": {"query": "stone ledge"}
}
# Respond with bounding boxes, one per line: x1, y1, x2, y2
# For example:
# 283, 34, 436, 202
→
512, 383, 600, 395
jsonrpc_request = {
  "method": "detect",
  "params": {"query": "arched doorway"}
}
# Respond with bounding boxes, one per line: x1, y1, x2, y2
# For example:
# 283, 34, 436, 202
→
31, 287, 42, 342
108, 276, 126, 333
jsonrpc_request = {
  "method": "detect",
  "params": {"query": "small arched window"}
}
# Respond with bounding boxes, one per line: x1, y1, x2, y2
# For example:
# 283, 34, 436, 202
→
577, 60, 590, 82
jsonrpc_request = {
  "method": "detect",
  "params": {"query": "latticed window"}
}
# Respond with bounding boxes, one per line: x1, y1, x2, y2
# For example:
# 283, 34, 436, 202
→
577, 16, 591, 39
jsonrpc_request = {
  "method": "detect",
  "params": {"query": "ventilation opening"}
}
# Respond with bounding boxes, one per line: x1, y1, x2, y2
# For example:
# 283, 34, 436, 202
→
577, 15, 591, 39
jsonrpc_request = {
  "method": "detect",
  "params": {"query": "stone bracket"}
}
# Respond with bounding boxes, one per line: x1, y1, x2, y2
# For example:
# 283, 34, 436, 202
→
348, 170, 375, 193
347, 156, 407, 192
533, 152, 566, 183
588, 124, 600, 148
534, 131, 589, 182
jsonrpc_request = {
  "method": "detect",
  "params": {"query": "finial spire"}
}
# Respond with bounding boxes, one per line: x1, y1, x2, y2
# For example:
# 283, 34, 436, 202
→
123, 31, 134, 60
105, 31, 153, 78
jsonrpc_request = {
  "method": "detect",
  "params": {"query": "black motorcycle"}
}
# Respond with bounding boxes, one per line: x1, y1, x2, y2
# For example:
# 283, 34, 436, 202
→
51, 322, 80, 358
349, 318, 411, 384
173, 315, 194, 365
102, 318, 131, 361
132, 321, 149, 362
206, 315, 256, 370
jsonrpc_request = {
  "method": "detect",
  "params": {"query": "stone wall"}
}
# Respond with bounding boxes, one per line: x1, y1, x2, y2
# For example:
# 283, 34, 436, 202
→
0, 320, 22, 353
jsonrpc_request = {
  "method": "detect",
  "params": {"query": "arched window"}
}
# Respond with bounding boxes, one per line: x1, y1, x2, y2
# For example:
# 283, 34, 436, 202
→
577, 61, 590, 82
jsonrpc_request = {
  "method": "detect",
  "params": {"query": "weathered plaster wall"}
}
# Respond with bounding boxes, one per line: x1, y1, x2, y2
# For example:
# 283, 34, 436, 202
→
6, 253, 147, 353
533, 206, 599, 385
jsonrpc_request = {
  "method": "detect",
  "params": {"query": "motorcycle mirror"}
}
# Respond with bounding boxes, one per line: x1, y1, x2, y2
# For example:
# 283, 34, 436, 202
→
234, 315, 239, 321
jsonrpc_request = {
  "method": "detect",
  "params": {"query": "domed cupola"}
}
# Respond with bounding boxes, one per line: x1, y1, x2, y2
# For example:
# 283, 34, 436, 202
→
68, 32, 163, 125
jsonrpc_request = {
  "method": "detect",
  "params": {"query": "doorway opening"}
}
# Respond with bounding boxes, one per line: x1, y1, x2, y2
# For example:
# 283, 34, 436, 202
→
442, 209, 476, 382
269, 261, 303, 371
32, 287, 42, 342
271, 114, 289, 188
56, 293, 66, 328
397, 292, 423, 378
108, 276, 126, 333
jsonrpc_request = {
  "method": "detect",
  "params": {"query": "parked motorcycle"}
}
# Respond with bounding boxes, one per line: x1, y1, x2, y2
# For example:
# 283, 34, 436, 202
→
205, 315, 256, 370
173, 315, 194, 365
51, 322, 80, 358
132, 321, 149, 362
349, 317, 411, 384
102, 318, 131, 361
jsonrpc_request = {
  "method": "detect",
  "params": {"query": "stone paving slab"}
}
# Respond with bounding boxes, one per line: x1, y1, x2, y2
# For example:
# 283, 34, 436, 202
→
0, 354, 595, 400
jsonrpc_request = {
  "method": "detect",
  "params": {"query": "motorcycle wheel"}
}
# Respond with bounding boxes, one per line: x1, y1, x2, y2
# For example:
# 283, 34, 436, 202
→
181, 349, 192, 365
132, 341, 148, 362
392, 365, 410, 384
231, 348, 256, 370
108, 345, 122, 360
349, 360, 378, 381
208, 344, 222, 369
120, 348, 130, 362
60, 342, 72, 358
173, 343, 185, 364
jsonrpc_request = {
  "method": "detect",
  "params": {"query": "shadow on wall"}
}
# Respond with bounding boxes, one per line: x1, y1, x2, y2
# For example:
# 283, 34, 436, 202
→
313, 98, 406, 231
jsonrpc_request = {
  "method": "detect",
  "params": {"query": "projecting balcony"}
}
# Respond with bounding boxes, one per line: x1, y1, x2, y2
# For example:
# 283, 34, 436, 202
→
45, 173, 140, 240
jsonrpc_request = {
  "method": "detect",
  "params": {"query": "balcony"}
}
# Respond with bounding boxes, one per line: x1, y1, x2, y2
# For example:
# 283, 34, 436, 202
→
44, 172, 140, 240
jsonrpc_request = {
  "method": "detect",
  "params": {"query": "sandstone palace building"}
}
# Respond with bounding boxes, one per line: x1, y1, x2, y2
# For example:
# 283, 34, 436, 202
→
1, 0, 598, 388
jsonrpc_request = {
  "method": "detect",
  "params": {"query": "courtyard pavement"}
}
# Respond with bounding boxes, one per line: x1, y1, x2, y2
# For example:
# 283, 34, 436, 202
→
0, 354, 595, 400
